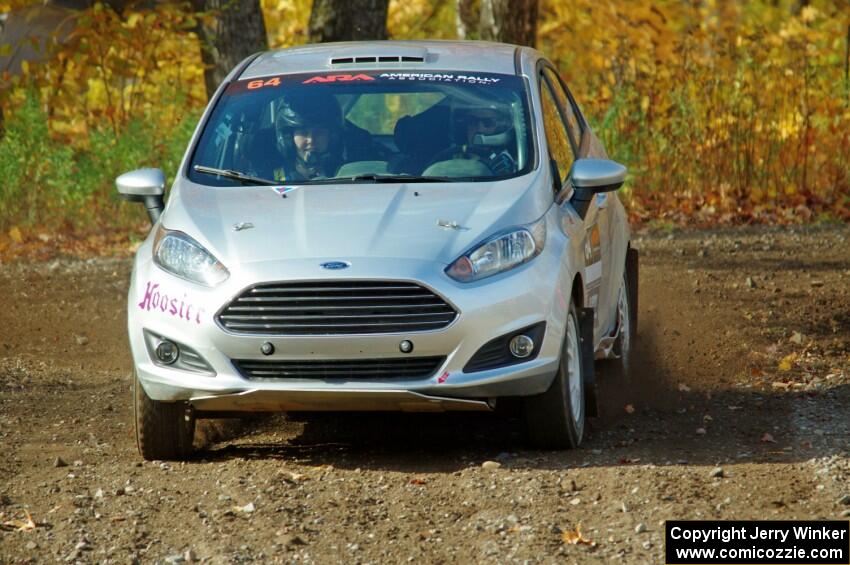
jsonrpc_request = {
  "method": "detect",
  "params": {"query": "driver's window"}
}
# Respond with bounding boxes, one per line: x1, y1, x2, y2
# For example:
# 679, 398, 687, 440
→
539, 78, 574, 188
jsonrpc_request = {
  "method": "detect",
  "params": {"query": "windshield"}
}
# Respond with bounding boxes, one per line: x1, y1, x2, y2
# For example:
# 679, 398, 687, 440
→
188, 70, 535, 186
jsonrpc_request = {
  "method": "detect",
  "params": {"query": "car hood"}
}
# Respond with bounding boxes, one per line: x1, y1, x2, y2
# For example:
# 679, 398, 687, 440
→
161, 172, 550, 267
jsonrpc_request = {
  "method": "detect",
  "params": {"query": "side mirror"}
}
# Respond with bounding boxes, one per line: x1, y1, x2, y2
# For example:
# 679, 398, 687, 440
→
116, 168, 166, 225
571, 158, 627, 192
568, 158, 627, 219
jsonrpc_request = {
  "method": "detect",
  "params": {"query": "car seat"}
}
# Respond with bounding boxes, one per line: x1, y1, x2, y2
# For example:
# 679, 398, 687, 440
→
389, 103, 452, 174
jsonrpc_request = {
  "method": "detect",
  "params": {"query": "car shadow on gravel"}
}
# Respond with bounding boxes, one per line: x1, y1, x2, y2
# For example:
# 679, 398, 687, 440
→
197, 327, 849, 472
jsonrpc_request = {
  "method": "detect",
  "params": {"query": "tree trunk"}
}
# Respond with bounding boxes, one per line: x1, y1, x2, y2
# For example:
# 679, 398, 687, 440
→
456, 0, 479, 40
790, 0, 810, 15
193, 0, 268, 100
307, 0, 389, 43
478, 0, 538, 47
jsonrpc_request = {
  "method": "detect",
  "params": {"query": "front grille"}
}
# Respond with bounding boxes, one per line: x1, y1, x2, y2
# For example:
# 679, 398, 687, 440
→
217, 281, 457, 335
233, 356, 445, 380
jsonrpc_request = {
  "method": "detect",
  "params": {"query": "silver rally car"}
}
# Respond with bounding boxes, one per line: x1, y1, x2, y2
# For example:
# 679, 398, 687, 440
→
117, 40, 638, 460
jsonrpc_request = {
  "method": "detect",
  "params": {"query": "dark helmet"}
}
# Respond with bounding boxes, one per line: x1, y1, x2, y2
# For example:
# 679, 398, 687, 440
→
450, 91, 514, 145
274, 92, 343, 157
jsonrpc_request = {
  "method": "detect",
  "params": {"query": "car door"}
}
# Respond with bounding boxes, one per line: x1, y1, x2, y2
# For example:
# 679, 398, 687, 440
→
538, 64, 612, 343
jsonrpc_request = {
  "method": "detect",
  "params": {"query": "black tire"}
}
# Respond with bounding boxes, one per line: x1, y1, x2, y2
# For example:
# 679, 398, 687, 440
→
134, 373, 195, 461
523, 301, 586, 449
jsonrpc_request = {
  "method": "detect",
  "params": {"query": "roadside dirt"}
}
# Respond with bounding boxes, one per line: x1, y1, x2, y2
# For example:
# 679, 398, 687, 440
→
1, 225, 849, 564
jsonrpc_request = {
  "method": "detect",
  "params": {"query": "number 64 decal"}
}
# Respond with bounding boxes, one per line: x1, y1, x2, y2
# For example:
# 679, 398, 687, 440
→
246, 77, 281, 90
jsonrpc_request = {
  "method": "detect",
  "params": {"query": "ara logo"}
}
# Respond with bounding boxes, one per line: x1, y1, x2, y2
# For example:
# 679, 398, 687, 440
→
303, 74, 375, 84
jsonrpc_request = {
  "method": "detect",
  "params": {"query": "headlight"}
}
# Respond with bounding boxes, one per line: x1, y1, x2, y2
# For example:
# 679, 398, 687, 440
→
153, 227, 229, 286
445, 218, 546, 282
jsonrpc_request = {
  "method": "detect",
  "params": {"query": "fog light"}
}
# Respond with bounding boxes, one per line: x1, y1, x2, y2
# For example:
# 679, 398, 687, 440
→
155, 340, 179, 364
509, 334, 534, 358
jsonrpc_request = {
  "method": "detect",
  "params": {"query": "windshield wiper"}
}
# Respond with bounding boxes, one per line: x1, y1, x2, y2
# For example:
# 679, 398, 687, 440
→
327, 174, 453, 184
193, 165, 279, 186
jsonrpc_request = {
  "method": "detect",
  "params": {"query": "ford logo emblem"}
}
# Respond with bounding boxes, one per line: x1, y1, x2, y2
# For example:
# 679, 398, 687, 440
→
320, 261, 350, 270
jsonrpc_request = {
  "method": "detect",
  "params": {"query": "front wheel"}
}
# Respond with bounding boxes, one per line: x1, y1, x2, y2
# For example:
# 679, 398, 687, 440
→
133, 373, 195, 461
523, 301, 586, 449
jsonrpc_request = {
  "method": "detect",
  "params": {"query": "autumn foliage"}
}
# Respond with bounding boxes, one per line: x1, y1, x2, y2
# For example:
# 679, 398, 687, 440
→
0, 0, 848, 256
539, 1, 850, 225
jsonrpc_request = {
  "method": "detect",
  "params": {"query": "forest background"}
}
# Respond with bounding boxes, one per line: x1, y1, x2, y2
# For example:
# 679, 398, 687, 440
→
0, 0, 848, 258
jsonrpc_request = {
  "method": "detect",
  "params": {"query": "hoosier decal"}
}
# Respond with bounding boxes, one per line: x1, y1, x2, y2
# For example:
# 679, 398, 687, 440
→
138, 281, 206, 325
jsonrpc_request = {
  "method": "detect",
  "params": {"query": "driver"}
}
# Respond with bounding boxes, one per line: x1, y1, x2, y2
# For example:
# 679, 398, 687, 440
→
274, 92, 344, 181
438, 97, 517, 175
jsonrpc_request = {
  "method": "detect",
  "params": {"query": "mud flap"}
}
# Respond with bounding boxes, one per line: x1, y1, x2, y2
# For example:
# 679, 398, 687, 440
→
626, 247, 639, 337
579, 307, 598, 417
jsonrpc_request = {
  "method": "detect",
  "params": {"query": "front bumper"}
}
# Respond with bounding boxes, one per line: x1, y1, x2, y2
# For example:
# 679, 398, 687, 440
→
128, 251, 571, 413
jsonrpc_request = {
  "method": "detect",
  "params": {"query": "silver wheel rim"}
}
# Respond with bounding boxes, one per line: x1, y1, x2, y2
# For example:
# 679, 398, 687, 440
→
617, 277, 631, 372
566, 312, 583, 429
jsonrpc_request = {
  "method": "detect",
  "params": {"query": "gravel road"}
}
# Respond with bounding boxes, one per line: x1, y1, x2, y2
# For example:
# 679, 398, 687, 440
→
1, 225, 849, 564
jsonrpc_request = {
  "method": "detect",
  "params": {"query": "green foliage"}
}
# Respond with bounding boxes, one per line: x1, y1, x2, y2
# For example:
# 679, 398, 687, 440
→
0, 88, 199, 232
0, 91, 75, 228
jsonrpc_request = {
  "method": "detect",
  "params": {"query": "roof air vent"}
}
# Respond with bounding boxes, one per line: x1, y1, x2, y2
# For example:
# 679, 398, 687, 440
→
330, 55, 426, 65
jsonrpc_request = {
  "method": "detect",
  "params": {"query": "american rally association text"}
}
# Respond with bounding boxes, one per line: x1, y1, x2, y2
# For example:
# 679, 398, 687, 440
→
669, 525, 848, 545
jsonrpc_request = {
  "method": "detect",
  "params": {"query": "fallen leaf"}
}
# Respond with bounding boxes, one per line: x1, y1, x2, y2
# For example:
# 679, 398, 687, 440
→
1, 510, 36, 532
409, 478, 427, 485
624, 404, 635, 414
761, 433, 776, 443
8, 226, 23, 244
778, 353, 797, 372
789, 331, 804, 345
750, 367, 765, 377
561, 523, 593, 545
771, 381, 791, 389
678, 383, 691, 392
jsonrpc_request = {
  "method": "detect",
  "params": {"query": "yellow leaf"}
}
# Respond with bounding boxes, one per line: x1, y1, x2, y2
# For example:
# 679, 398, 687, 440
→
800, 6, 818, 23
125, 13, 142, 29
562, 523, 593, 545
778, 353, 797, 372
8, 226, 23, 243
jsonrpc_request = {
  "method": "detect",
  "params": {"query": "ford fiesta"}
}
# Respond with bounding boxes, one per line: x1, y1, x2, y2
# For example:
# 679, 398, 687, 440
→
117, 40, 638, 460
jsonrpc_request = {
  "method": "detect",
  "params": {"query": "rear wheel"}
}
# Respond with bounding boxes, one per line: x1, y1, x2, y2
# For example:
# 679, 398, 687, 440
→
599, 259, 636, 382
611, 274, 633, 376
523, 301, 585, 449
133, 373, 195, 461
